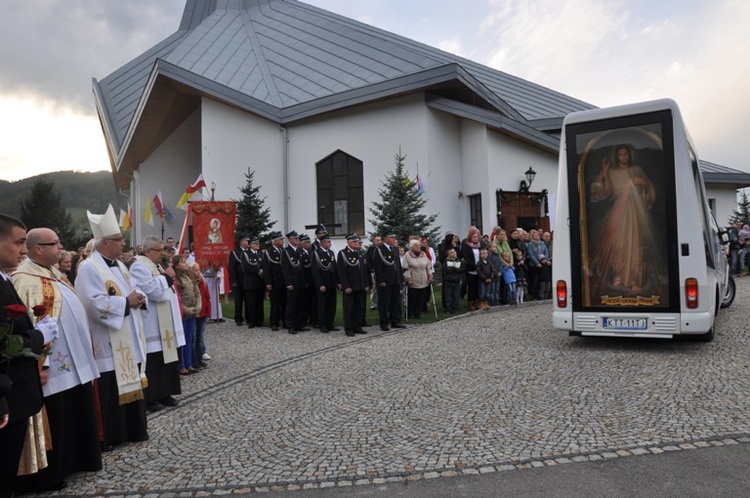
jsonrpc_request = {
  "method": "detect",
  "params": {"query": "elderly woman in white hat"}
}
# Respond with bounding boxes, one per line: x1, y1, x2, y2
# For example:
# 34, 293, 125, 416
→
401, 239, 433, 319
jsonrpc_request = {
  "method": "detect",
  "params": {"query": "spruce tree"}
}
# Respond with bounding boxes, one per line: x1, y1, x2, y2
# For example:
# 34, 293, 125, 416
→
233, 170, 276, 247
368, 149, 440, 244
20, 178, 75, 247
729, 190, 750, 226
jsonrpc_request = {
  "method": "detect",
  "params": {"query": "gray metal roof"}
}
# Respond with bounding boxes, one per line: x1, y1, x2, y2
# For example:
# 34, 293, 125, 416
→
700, 160, 750, 187
94, 0, 595, 158
94, 0, 746, 191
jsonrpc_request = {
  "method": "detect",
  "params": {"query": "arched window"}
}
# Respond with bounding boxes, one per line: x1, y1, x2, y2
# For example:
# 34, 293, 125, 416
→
316, 150, 364, 236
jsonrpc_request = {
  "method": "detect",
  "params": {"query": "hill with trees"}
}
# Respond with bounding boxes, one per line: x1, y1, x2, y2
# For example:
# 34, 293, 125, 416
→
0, 170, 119, 240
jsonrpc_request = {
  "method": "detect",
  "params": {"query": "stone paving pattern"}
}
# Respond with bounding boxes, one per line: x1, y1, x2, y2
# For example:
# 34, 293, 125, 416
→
36, 279, 750, 496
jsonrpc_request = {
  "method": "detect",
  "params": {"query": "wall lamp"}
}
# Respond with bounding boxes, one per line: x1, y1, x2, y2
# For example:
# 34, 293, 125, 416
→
519, 167, 536, 193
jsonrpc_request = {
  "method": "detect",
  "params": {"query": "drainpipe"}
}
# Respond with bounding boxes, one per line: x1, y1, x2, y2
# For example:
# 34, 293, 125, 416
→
281, 125, 289, 230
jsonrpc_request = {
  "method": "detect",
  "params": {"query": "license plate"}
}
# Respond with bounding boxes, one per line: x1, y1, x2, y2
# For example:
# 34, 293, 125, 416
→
602, 317, 647, 331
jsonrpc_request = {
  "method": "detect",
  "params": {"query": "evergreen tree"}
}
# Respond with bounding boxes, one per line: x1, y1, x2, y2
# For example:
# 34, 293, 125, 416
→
729, 190, 750, 226
233, 170, 276, 247
20, 178, 75, 247
368, 149, 440, 244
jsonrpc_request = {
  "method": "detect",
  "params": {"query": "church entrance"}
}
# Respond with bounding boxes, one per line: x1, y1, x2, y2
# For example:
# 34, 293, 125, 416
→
495, 189, 550, 233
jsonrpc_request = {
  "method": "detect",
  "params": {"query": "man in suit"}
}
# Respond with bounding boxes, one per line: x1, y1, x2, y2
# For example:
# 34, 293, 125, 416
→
241, 235, 265, 328
373, 230, 406, 331
261, 232, 286, 331
337, 234, 370, 337
298, 234, 315, 327
366, 235, 383, 310
0, 215, 59, 498
281, 231, 307, 334
228, 235, 249, 326
311, 233, 338, 333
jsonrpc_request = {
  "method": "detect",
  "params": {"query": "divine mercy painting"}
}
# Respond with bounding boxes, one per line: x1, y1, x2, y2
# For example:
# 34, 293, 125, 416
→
576, 124, 670, 308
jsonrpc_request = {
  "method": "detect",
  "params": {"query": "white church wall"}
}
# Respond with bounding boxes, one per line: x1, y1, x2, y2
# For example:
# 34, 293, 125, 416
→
425, 108, 463, 240
286, 94, 430, 240
458, 119, 489, 233
200, 98, 285, 232
133, 109, 201, 245
708, 185, 742, 227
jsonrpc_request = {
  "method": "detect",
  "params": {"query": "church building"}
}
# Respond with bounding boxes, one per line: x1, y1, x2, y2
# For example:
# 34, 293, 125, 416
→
93, 0, 750, 244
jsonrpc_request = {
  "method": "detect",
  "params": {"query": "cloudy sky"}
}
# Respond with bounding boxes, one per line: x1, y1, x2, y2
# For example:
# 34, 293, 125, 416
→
1, 0, 748, 182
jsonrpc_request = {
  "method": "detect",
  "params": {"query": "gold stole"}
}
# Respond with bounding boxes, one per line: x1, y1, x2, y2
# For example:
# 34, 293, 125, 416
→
90, 256, 147, 405
139, 258, 178, 364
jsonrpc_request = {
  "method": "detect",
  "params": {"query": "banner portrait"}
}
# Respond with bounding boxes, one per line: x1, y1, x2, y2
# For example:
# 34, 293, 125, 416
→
189, 202, 236, 284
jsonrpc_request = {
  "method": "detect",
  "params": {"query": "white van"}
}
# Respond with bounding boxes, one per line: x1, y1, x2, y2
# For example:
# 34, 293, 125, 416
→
552, 99, 735, 341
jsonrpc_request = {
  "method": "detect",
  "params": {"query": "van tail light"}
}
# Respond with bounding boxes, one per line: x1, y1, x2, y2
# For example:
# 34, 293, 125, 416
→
685, 278, 698, 309
556, 280, 568, 308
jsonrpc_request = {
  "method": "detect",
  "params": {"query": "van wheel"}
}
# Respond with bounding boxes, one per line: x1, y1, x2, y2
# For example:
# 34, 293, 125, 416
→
721, 276, 736, 309
695, 327, 715, 342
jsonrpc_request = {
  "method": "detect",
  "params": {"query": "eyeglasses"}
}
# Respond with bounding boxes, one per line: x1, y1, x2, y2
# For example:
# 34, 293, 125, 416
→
37, 241, 61, 246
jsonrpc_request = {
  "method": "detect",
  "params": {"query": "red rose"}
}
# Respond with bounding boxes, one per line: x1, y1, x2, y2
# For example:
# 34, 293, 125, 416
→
32, 305, 47, 317
4, 304, 27, 320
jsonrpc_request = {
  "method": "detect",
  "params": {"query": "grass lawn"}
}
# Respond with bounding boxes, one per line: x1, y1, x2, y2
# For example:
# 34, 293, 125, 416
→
219, 285, 474, 327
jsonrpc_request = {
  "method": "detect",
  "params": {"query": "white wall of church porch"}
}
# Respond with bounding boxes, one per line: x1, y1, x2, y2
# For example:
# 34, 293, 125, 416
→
133, 109, 201, 245
458, 119, 490, 234
200, 98, 285, 229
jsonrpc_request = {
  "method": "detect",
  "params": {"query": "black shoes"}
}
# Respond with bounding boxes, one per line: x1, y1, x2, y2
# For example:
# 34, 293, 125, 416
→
235, 321, 244, 326
392, 323, 406, 329
354, 329, 367, 334
380, 325, 390, 331
147, 402, 165, 413
319, 327, 329, 333
288, 329, 297, 335
345, 330, 356, 337
329, 327, 340, 331
294, 327, 311, 332
160, 396, 179, 407
39, 480, 67, 491
272, 326, 279, 331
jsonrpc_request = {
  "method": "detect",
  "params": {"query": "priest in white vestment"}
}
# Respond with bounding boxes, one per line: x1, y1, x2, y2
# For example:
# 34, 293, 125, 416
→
12, 228, 102, 492
129, 235, 184, 413
74, 205, 149, 451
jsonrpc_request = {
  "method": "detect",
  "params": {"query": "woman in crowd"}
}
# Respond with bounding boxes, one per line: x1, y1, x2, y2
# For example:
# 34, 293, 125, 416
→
57, 250, 74, 284
526, 229, 551, 300
173, 255, 201, 375
461, 227, 484, 311
402, 239, 433, 319
189, 262, 210, 369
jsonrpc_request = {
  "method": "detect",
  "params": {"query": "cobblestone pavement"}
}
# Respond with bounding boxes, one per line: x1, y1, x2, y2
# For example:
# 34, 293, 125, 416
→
40, 279, 750, 496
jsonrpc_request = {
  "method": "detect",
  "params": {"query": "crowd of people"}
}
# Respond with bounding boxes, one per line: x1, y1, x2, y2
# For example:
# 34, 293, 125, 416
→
727, 222, 750, 277
227, 224, 554, 337
0, 203, 553, 496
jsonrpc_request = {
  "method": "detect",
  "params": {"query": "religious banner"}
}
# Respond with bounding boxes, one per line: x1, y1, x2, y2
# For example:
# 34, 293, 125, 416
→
188, 202, 236, 291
